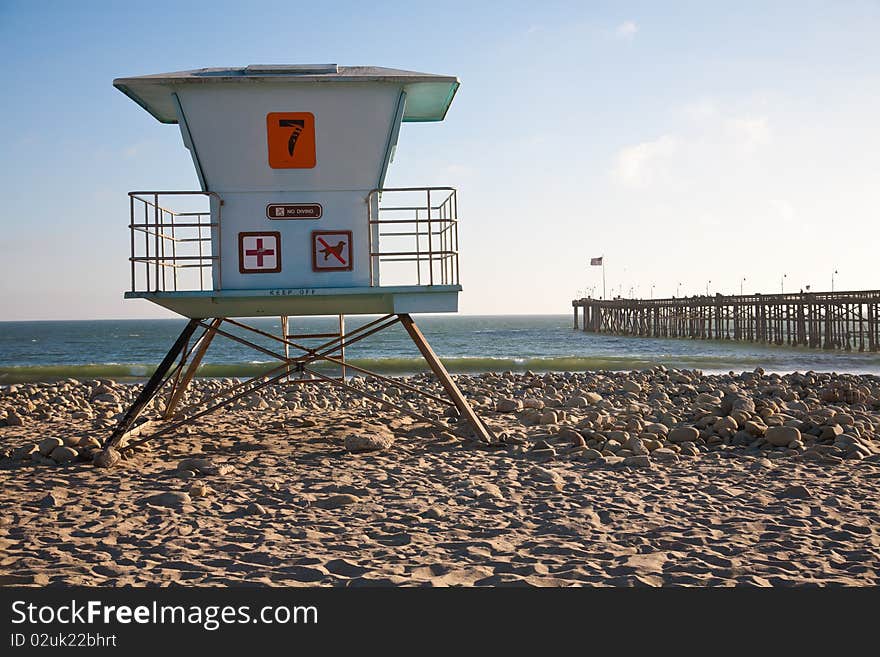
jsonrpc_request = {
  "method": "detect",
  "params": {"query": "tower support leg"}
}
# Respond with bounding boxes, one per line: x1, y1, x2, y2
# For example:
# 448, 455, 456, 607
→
398, 313, 494, 443
163, 318, 221, 419
101, 318, 200, 450
101, 314, 495, 457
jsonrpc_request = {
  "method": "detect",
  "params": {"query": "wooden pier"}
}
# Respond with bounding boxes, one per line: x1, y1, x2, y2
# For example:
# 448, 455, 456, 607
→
572, 290, 880, 352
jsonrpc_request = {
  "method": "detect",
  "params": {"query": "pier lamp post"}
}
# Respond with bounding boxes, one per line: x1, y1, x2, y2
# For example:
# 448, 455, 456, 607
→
706, 280, 711, 296
740, 277, 746, 296
781, 273, 787, 294
832, 269, 838, 292
651, 284, 655, 299
676, 282, 681, 297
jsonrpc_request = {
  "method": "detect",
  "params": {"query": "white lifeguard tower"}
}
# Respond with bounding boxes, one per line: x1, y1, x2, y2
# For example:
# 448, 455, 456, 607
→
102, 64, 493, 454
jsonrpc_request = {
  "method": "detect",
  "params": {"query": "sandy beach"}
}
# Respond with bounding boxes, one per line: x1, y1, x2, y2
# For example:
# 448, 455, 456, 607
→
1, 368, 879, 587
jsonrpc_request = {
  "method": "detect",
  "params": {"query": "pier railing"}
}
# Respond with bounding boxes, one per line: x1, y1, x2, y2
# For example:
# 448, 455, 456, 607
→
572, 291, 880, 352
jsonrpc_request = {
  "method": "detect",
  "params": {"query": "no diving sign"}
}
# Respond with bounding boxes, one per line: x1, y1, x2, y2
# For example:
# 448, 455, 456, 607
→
312, 230, 352, 272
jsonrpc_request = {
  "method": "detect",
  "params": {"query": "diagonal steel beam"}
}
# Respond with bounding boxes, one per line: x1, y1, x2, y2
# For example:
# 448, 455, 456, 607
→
103, 318, 201, 449
398, 314, 494, 443
120, 362, 295, 453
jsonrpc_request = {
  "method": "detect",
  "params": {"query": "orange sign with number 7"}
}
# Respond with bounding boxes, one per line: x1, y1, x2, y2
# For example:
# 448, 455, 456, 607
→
266, 112, 316, 168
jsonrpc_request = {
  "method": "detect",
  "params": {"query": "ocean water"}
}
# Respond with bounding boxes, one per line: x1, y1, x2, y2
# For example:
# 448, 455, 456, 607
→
2, 315, 880, 384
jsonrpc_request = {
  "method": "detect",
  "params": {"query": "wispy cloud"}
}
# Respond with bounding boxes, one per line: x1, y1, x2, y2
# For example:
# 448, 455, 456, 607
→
615, 20, 638, 40
612, 135, 678, 186
611, 101, 772, 187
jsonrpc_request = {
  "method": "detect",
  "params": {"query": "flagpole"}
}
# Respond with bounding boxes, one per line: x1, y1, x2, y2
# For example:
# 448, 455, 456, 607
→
602, 257, 606, 300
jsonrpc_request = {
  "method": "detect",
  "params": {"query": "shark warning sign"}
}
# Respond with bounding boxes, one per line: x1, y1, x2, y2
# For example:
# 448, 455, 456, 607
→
312, 230, 352, 272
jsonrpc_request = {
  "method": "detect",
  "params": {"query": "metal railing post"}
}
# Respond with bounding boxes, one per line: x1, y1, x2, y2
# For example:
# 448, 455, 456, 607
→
367, 192, 375, 287
129, 194, 135, 292
153, 194, 160, 292
143, 199, 150, 292
426, 188, 433, 286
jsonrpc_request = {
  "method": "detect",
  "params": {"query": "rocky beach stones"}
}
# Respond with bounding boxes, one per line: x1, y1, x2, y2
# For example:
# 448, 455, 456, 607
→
668, 426, 700, 443
765, 426, 801, 447
496, 398, 522, 412
38, 437, 64, 456
2, 369, 880, 588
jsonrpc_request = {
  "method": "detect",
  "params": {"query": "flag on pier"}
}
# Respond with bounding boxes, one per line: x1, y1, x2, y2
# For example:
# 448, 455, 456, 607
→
590, 257, 603, 266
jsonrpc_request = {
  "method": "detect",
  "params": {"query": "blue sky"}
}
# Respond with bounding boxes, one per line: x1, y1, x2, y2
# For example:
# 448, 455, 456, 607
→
1, 1, 880, 319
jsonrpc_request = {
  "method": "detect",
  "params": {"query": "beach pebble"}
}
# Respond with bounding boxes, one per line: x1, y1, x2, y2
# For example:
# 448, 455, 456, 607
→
642, 423, 669, 436
5, 411, 24, 426
422, 506, 445, 520
580, 448, 603, 461
625, 436, 649, 456
538, 410, 558, 425
622, 380, 641, 393
476, 483, 504, 500
93, 448, 121, 468
529, 465, 563, 486
678, 444, 700, 457
622, 455, 652, 468
314, 494, 362, 509
37, 492, 65, 508
715, 416, 738, 432
743, 420, 767, 437
651, 448, 679, 463
12, 444, 38, 460
583, 392, 602, 405
496, 398, 522, 412
177, 457, 220, 476
765, 426, 801, 447
668, 427, 699, 443
141, 492, 191, 508
820, 425, 844, 440
556, 426, 583, 444
345, 432, 394, 453
91, 393, 120, 404
604, 439, 622, 453
188, 483, 211, 498
49, 446, 78, 464
778, 484, 813, 500
38, 437, 64, 456
245, 502, 268, 515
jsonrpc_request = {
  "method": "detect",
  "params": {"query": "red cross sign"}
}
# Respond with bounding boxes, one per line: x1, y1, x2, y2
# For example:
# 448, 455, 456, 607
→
239, 232, 281, 273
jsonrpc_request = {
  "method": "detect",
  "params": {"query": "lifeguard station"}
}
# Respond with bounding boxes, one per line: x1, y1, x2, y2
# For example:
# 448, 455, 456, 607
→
102, 64, 492, 455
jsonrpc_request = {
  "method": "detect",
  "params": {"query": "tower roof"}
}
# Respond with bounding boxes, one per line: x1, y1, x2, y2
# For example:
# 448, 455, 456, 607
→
114, 64, 460, 124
